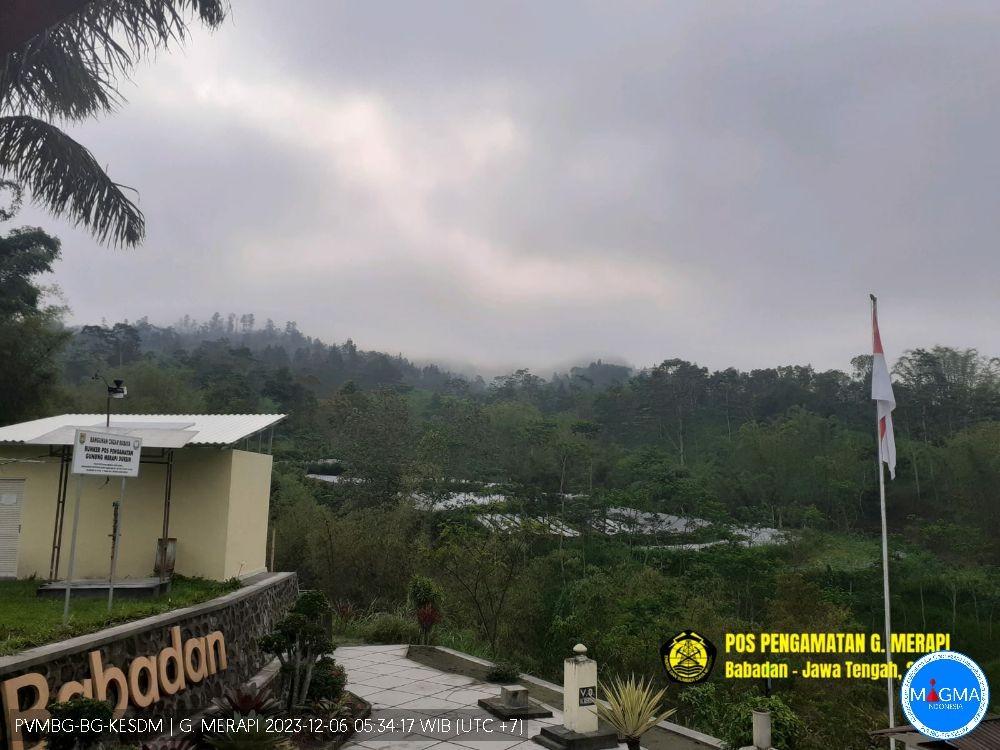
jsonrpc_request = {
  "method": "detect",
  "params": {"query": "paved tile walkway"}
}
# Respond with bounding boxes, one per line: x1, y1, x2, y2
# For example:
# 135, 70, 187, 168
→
335, 645, 628, 750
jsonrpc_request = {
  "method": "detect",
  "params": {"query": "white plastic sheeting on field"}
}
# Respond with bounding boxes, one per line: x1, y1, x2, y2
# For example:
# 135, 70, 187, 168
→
591, 507, 712, 535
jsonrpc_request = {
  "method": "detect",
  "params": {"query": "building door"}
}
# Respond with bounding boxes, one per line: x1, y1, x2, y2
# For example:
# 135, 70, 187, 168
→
0, 479, 25, 578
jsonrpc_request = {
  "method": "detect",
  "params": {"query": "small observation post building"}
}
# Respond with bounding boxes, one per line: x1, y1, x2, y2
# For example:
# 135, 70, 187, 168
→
0, 413, 284, 588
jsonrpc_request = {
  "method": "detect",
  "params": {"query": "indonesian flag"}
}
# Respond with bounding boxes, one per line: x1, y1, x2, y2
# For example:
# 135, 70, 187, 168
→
871, 296, 896, 479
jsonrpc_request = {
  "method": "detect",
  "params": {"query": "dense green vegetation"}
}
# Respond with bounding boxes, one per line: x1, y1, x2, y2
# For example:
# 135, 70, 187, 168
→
3, 221, 1000, 749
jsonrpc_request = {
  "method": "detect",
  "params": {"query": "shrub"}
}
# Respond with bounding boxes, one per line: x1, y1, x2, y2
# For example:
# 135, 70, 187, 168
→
259, 591, 334, 710
307, 657, 347, 701
485, 661, 521, 683
140, 740, 197, 750
334, 600, 358, 621
407, 575, 443, 609
203, 713, 293, 750
212, 684, 283, 717
678, 684, 803, 750
293, 696, 356, 743
416, 604, 443, 644
361, 613, 421, 644
47, 698, 114, 750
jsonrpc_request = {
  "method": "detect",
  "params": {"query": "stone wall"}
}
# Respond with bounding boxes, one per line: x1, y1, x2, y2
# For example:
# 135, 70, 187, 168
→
0, 572, 298, 746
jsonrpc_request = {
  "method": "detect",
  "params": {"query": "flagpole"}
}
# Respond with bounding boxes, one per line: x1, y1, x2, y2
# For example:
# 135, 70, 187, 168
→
878, 418, 896, 747
872, 294, 896, 749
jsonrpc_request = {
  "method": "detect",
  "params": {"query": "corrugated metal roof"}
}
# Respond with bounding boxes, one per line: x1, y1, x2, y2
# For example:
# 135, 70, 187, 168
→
0, 414, 285, 448
952, 716, 1000, 750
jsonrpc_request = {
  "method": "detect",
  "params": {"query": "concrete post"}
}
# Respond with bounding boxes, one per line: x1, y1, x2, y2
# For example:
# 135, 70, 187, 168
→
563, 644, 598, 733
752, 710, 772, 749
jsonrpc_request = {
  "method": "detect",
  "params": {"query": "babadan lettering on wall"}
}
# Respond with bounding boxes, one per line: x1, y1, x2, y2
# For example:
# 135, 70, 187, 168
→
1, 626, 227, 750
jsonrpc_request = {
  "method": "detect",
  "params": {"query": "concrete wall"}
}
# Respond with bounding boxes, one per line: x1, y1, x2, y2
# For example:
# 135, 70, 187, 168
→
0, 445, 273, 581
0, 572, 298, 750
168, 449, 234, 580
223, 450, 273, 579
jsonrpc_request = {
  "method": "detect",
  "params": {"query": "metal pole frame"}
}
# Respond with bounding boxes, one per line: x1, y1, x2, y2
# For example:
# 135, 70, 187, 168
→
158, 449, 174, 588
107, 476, 126, 611
62, 476, 84, 626
49, 446, 69, 580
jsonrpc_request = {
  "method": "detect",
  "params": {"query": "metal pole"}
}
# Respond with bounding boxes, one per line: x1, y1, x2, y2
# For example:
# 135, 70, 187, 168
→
269, 525, 276, 572
49, 448, 68, 580
158, 450, 173, 587
62, 476, 84, 626
872, 294, 896, 749
107, 477, 126, 611
878, 415, 896, 748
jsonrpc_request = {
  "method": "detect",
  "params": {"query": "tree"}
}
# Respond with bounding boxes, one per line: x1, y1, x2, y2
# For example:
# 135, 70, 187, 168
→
66, 359, 206, 413
894, 347, 1000, 442
0, 221, 69, 424
323, 387, 416, 505
429, 524, 525, 656
0, 0, 227, 246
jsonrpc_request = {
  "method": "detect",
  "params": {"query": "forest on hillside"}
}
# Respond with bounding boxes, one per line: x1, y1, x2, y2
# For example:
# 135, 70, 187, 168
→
5, 224, 1000, 750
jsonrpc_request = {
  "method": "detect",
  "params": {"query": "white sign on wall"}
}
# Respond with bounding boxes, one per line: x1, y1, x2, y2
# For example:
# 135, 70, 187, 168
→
71, 429, 142, 477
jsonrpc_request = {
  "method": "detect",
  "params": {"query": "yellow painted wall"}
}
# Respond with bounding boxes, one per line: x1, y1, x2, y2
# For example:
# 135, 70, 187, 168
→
161, 449, 233, 580
1, 446, 62, 579
0, 445, 273, 581
223, 450, 273, 578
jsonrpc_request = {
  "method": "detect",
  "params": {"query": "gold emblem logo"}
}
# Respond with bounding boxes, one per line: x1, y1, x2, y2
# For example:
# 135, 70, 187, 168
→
79, 432, 86, 444
661, 631, 716, 684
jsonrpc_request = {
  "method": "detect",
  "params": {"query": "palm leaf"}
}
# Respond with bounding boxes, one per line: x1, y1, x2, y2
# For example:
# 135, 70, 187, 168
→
594, 674, 676, 741
1, 0, 228, 121
0, 115, 144, 246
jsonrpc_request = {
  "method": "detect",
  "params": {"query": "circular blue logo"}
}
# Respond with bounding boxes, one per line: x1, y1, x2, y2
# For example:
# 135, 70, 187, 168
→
901, 651, 990, 740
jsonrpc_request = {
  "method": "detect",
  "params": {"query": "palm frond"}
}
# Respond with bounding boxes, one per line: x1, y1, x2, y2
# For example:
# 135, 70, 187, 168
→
1, 0, 228, 121
594, 674, 676, 741
0, 115, 144, 246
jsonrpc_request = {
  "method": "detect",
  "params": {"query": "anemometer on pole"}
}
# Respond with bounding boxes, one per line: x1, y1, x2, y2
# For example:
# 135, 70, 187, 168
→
63, 376, 141, 625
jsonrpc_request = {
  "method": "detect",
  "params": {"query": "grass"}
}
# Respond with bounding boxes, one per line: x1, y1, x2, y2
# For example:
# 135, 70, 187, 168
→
0, 576, 240, 657
792, 530, 886, 573
329, 608, 496, 661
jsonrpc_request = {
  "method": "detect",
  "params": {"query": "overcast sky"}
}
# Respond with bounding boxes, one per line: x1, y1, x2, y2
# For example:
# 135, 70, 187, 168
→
17, 0, 1000, 375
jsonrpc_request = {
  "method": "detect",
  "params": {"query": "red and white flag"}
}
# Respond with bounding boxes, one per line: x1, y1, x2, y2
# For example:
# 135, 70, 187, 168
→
871, 297, 896, 479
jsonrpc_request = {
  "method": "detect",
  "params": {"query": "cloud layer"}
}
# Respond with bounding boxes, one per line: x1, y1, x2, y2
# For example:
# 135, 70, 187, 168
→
16, 0, 1000, 373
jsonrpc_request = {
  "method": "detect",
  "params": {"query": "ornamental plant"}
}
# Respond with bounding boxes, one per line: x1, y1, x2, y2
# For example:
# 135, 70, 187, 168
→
46, 698, 114, 750
408, 575, 444, 644
416, 604, 443, 644
594, 674, 676, 750
259, 590, 334, 710
407, 575, 443, 609
306, 656, 347, 701
140, 740, 197, 750
212, 684, 283, 718
203, 713, 293, 750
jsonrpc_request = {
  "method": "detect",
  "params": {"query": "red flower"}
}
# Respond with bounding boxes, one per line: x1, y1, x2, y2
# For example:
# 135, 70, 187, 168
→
416, 604, 442, 631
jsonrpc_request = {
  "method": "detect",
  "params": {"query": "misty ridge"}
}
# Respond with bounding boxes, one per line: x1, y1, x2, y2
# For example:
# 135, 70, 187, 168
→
62, 312, 637, 395
56, 312, 1000, 446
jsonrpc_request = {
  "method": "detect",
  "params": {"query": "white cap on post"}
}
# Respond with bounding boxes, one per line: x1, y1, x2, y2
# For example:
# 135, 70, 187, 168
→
563, 644, 598, 733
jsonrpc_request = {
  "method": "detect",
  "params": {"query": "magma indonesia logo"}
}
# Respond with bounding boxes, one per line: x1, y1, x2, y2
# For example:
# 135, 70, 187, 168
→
661, 631, 716, 684
901, 651, 990, 740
